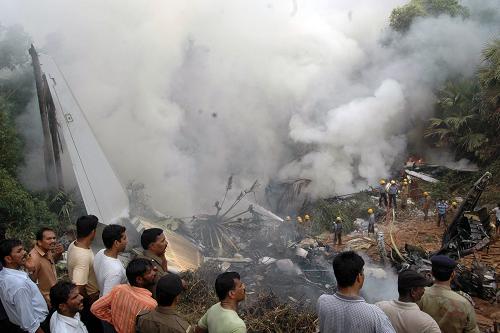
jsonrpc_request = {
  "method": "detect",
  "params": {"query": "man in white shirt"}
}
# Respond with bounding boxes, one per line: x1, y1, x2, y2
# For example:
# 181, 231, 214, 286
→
94, 224, 128, 297
376, 270, 440, 333
50, 281, 88, 333
0, 239, 49, 333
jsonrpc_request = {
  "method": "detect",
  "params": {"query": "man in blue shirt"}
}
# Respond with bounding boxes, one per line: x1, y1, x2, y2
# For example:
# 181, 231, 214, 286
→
436, 199, 448, 227
0, 239, 49, 333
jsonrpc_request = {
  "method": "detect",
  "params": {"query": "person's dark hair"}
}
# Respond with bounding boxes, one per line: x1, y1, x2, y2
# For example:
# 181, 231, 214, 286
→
141, 228, 163, 250
126, 258, 152, 286
156, 274, 183, 306
398, 287, 412, 297
332, 251, 365, 288
215, 271, 240, 301
0, 239, 23, 265
50, 281, 76, 312
76, 215, 99, 238
432, 268, 453, 282
36, 227, 55, 241
102, 224, 126, 249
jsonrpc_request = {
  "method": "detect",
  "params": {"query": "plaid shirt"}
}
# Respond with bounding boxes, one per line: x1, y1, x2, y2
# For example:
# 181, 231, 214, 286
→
317, 293, 395, 333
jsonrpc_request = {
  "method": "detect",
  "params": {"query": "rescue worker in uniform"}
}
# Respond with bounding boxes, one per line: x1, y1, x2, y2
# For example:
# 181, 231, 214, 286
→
419, 255, 479, 333
333, 217, 343, 245
378, 180, 388, 208
388, 180, 398, 209
304, 214, 311, 235
447, 201, 458, 226
367, 209, 375, 236
422, 192, 432, 221
400, 180, 409, 209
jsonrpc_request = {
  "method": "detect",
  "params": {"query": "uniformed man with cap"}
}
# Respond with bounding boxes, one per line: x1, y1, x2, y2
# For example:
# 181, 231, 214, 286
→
376, 270, 440, 333
136, 273, 193, 333
419, 255, 479, 333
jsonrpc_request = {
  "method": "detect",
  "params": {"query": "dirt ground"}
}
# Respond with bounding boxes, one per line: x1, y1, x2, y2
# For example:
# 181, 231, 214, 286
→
335, 208, 500, 331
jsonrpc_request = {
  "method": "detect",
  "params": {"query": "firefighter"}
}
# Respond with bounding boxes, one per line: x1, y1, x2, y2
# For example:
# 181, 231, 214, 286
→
388, 180, 398, 209
367, 208, 375, 235
333, 217, 343, 245
447, 201, 458, 225
304, 214, 311, 234
296, 216, 304, 237
378, 179, 388, 208
422, 192, 432, 221
400, 180, 409, 209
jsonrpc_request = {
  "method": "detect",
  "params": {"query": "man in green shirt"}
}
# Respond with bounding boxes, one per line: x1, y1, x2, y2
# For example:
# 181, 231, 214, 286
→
195, 272, 246, 333
419, 255, 479, 333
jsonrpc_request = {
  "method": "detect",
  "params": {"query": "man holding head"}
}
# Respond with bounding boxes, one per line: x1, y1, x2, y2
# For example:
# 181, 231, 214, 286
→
49, 281, 88, 333
26, 227, 64, 306
0, 239, 49, 333
317, 251, 395, 333
376, 270, 440, 333
91, 258, 158, 333
195, 271, 246, 333
94, 224, 128, 297
136, 273, 192, 333
419, 255, 479, 333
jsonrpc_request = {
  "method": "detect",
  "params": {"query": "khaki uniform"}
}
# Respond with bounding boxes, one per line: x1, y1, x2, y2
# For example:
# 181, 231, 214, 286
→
419, 285, 479, 333
137, 250, 168, 297
136, 307, 192, 333
26, 245, 57, 305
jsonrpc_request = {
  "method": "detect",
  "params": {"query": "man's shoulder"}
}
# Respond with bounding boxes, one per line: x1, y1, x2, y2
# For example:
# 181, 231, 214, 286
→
374, 300, 394, 310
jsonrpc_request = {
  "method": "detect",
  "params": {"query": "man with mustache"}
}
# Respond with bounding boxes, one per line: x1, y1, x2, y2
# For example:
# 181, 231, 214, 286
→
26, 227, 64, 306
0, 239, 49, 333
137, 228, 169, 297
50, 281, 88, 333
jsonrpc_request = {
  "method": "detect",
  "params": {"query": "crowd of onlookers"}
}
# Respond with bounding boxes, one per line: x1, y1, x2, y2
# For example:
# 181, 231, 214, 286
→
0, 214, 484, 333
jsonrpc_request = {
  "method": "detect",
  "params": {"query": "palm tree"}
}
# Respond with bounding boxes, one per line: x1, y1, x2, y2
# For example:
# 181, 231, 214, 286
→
478, 39, 500, 109
425, 79, 488, 158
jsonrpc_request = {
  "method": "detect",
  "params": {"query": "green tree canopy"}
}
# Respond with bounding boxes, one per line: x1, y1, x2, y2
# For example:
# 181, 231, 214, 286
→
390, 0, 469, 32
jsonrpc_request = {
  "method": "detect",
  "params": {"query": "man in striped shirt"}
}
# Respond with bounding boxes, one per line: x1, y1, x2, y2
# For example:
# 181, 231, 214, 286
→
91, 258, 158, 333
317, 251, 395, 333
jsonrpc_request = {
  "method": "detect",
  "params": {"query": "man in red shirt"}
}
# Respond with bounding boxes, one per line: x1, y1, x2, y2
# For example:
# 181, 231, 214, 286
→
91, 258, 158, 333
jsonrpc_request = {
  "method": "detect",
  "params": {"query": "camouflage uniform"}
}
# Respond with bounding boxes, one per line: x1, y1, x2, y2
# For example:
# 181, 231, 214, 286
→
419, 285, 479, 333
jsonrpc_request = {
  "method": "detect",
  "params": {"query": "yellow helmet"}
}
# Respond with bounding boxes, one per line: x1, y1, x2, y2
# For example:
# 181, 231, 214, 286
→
336, 216, 342, 221
452, 202, 457, 207
367, 208, 373, 214
391, 180, 396, 184
304, 214, 310, 220
403, 180, 408, 185
423, 192, 429, 197
379, 179, 386, 185
297, 216, 303, 223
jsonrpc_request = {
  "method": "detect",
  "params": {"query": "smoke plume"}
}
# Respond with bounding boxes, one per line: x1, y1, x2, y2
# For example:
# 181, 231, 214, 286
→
1, 0, 499, 215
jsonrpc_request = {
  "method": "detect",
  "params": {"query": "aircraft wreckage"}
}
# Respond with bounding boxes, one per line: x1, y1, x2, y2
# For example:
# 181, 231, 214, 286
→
31, 46, 497, 304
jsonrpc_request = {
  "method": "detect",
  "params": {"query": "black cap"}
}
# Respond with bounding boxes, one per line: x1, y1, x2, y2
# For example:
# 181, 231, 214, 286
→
156, 273, 183, 297
431, 255, 457, 272
398, 270, 432, 289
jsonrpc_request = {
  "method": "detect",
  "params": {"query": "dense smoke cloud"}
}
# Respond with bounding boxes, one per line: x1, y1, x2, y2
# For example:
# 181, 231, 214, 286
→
1, 0, 498, 215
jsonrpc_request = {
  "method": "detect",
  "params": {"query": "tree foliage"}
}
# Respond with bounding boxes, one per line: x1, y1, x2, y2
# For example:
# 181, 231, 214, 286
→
425, 40, 500, 164
390, 0, 469, 32
0, 24, 61, 241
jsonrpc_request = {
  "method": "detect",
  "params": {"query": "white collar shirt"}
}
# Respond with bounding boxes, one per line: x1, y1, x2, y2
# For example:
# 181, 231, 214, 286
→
50, 311, 88, 333
0, 267, 48, 333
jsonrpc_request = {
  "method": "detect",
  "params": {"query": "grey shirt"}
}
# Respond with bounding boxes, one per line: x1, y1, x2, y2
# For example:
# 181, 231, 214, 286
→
317, 292, 395, 333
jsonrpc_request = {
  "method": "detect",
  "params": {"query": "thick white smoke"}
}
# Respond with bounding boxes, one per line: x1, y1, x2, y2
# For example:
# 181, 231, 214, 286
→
1, 0, 498, 215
